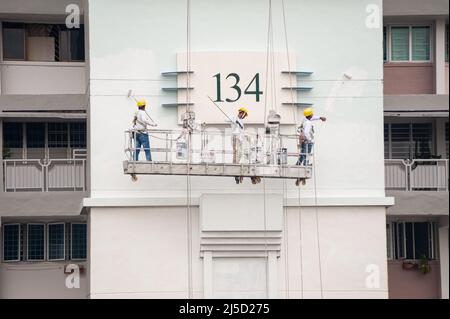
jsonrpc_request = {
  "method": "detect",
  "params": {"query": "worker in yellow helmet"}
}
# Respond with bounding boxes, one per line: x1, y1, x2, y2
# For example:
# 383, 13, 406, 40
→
227, 107, 249, 184
295, 107, 326, 186
132, 99, 157, 162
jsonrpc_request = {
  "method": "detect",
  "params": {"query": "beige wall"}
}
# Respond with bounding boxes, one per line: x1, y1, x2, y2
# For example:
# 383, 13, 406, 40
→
0, 62, 86, 95
445, 64, 449, 95
0, 261, 88, 299
384, 63, 435, 95
388, 260, 441, 299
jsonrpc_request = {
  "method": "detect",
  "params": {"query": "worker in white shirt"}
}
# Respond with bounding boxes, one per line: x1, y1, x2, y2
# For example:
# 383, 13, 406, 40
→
227, 107, 248, 184
296, 107, 326, 186
132, 99, 157, 161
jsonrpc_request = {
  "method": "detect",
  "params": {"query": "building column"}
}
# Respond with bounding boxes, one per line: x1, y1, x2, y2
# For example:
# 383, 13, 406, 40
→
439, 220, 449, 299
435, 119, 447, 158
0, 119, 3, 192
435, 19, 447, 94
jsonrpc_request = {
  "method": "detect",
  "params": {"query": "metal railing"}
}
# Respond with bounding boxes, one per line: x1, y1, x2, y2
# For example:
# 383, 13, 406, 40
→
3, 158, 87, 192
385, 159, 449, 191
124, 129, 310, 167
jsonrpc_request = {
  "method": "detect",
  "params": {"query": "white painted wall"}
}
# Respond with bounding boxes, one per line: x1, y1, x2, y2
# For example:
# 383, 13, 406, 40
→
88, 0, 386, 200
87, 0, 389, 299
89, 205, 388, 298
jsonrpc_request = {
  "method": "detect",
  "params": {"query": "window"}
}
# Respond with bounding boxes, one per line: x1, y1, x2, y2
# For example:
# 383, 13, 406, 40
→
70, 122, 87, 148
27, 224, 45, 261
47, 223, 65, 261
26, 123, 45, 148
2, 23, 25, 60
384, 122, 434, 159
391, 27, 410, 61
2, 221, 87, 262
388, 221, 437, 260
386, 25, 432, 62
48, 123, 68, 148
2, 122, 87, 160
3, 123, 23, 148
445, 122, 449, 159
3, 224, 21, 262
60, 27, 85, 61
386, 223, 393, 259
446, 24, 448, 62
411, 26, 431, 61
1, 22, 85, 62
71, 223, 87, 260
383, 27, 387, 61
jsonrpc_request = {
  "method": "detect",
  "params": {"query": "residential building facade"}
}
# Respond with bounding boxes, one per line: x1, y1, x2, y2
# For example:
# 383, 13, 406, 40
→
0, 0, 447, 299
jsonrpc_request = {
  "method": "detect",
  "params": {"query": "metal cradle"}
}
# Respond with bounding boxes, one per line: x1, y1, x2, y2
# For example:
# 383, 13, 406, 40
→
123, 129, 313, 180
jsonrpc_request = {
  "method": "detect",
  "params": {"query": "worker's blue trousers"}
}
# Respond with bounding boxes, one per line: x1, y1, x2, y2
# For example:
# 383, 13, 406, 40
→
297, 142, 313, 166
135, 132, 152, 161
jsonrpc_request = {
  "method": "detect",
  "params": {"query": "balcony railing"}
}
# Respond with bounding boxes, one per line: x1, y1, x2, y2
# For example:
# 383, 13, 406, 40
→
2, 159, 87, 192
385, 159, 449, 191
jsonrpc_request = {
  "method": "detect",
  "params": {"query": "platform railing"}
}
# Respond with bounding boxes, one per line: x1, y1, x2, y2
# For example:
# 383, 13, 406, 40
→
385, 159, 449, 191
124, 128, 311, 167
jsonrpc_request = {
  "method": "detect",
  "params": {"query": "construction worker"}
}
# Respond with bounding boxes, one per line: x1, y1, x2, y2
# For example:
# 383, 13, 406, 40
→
132, 99, 157, 162
295, 107, 326, 186
228, 107, 248, 184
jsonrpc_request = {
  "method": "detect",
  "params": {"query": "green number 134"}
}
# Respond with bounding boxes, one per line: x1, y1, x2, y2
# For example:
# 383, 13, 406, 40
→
213, 73, 263, 103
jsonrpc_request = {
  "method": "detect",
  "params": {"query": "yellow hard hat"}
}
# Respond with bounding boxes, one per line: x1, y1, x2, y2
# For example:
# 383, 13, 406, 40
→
136, 99, 146, 107
238, 107, 249, 115
303, 107, 313, 117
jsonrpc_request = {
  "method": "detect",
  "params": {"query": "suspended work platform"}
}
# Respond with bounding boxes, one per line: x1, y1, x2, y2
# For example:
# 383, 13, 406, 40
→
123, 129, 313, 180
124, 161, 311, 179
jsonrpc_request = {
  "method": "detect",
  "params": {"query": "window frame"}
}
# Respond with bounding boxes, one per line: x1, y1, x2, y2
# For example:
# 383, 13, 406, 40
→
387, 220, 438, 260
26, 223, 46, 262
3, 121, 87, 160
47, 222, 66, 261
1, 22, 26, 61
70, 222, 87, 261
384, 120, 435, 160
385, 24, 433, 63
2, 223, 21, 262
1, 22, 85, 63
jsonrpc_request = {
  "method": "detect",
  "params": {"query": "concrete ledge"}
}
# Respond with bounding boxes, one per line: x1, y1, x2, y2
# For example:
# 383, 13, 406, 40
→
0, 94, 87, 113
83, 196, 395, 208
384, 95, 449, 117
387, 191, 449, 215
0, 192, 87, 216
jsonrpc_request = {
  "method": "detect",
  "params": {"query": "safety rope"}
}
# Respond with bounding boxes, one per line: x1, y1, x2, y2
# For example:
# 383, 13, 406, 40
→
280, 0, 304, 299
261, 0, 273, 298
312, 148, 324, 298
185, 0, 193, 300
281, 0, 298, 129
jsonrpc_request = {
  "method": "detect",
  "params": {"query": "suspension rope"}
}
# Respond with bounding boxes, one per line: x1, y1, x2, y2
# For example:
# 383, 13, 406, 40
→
185, 0, 193, 300
312, 146, 324, 298
281, 0, 298, 130
261, 0, 274, 298
281, 0, 304, 299
297, 175, 304, 298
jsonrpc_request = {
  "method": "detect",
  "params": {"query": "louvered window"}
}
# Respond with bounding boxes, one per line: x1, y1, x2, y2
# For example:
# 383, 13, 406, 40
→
387, 26, 432, 62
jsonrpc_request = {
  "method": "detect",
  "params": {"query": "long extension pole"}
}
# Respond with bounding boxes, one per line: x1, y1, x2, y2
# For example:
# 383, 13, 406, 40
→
206, 95, 234, 122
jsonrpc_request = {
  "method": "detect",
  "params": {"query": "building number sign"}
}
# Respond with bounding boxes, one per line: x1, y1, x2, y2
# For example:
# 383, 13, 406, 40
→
213, 73, 263, 103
